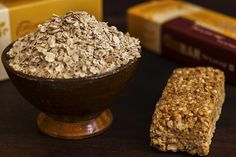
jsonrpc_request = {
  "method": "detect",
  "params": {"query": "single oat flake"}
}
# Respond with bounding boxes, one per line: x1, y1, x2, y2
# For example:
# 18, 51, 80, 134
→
7, 11, 141, 79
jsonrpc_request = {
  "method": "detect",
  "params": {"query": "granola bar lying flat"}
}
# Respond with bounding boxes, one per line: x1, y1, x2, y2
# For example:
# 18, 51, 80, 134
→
150, 67, 225, 156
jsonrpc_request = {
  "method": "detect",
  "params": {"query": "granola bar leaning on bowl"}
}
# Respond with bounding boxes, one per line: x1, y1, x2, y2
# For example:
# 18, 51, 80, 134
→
150, 67, 225, 156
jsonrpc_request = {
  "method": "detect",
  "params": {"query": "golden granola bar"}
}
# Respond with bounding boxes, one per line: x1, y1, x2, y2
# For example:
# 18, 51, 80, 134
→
150, 67, 225, 156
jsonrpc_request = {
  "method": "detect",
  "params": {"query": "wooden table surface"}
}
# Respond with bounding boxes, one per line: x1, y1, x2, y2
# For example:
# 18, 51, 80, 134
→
0, 1, 236, 157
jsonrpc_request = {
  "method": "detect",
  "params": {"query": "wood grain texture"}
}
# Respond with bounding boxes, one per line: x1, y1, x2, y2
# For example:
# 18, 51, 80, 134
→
0, 1, 236, 157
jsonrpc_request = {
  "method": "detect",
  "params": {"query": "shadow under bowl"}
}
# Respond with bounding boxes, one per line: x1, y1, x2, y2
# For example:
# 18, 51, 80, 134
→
1, 42, 140, 139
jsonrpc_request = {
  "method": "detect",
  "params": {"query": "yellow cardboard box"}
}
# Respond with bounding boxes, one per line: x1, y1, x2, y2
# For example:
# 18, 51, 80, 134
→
128, 0, 236, 84
0, 0, 103, 80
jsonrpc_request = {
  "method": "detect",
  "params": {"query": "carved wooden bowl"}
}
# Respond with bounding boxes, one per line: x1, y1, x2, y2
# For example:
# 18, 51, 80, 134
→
2, 42, 139, 139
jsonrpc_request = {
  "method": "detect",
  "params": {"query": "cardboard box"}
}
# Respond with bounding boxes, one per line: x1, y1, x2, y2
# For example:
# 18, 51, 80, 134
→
0, 0, 103, 80
128, 0, 236, 84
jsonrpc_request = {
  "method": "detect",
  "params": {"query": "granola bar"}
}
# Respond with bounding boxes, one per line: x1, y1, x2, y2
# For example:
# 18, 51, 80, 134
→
150, 67, 225, 156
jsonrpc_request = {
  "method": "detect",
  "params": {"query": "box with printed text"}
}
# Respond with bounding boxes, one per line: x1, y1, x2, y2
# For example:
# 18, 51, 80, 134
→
128, 0, 236, 84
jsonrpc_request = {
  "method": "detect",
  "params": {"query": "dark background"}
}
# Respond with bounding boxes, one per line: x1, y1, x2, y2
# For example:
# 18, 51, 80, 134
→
0, 1, 236, 157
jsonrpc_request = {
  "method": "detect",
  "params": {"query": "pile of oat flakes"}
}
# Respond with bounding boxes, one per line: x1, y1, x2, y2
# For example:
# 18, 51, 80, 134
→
7, 11, 141, 79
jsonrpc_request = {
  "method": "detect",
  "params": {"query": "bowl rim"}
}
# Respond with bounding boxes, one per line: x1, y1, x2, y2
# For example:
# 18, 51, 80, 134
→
2, 42, 140, 82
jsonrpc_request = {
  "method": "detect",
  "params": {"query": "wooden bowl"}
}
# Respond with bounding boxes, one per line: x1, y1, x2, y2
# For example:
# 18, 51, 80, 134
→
2, 42, 140, 139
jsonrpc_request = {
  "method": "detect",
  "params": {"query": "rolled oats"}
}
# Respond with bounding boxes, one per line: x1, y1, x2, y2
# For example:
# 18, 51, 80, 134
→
150, 67, 225, 156
7, 11, 141, 79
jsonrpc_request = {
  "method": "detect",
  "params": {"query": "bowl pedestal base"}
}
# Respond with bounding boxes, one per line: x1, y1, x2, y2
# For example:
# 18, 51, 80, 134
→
37, 109, 113, 139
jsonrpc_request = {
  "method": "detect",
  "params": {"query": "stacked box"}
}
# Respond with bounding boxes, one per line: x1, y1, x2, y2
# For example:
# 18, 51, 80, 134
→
128, 0, 236, 84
